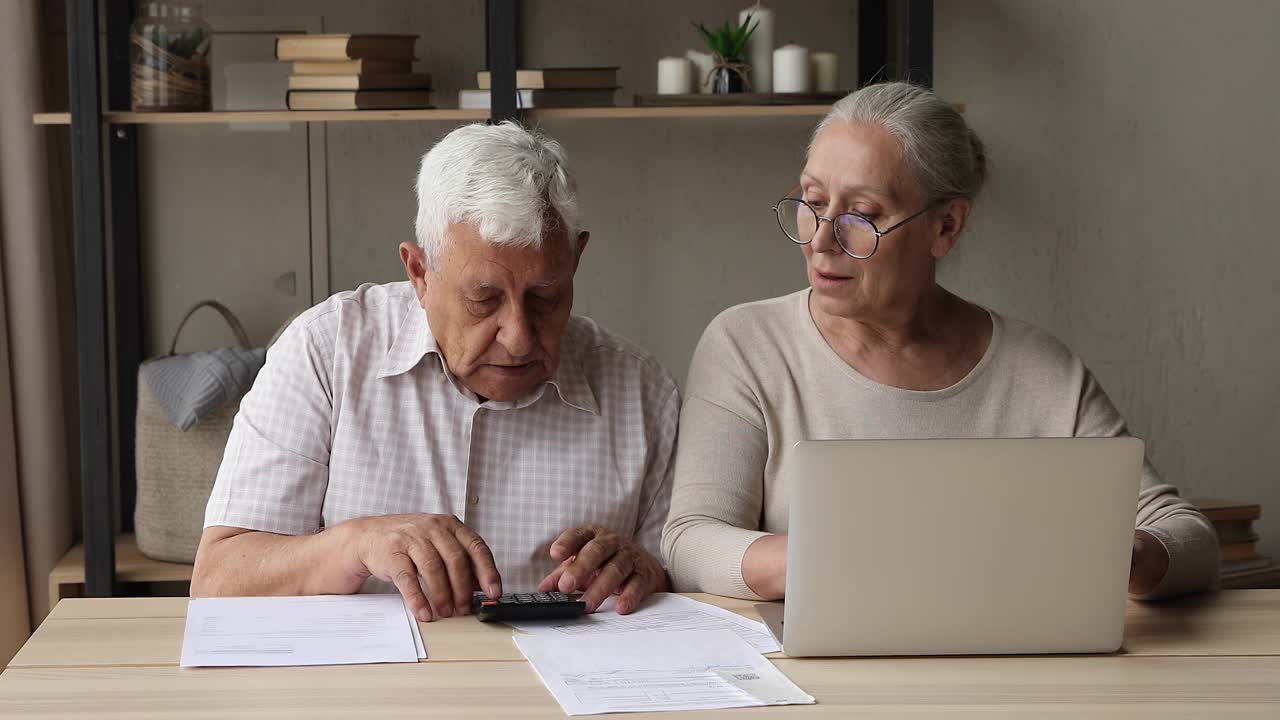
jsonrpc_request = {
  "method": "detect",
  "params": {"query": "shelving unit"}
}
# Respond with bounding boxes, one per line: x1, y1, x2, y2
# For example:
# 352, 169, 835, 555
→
44, 0, 934, 599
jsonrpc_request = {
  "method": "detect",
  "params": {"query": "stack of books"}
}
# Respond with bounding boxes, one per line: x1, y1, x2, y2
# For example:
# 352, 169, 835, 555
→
276, 34, 432, 110
1190, 497, 1280, 588
459, 67, 620, 109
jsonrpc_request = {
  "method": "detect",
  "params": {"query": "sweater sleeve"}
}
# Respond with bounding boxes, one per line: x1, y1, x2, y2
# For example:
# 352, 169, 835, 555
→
1075, 369, 1220, 599
661, 318, 772, 600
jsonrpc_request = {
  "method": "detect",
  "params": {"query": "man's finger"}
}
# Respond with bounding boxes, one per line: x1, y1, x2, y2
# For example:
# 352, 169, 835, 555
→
537, 567, 565, 593
538, 557, 573, 593
550, 526, 598, 561
615, 571, 652, 615
580, 553, 634, 613
385, 552, 432, 623
455, 524, 502, 599
432, 530, 477, 616
559, 534, 622, 593
404, 541, 452, 619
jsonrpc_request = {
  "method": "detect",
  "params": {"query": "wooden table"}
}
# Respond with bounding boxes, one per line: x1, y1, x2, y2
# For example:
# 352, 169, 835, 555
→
3, 592, 1280, 718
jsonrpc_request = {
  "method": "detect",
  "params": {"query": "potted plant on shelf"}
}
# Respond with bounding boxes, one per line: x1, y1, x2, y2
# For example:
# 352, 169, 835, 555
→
693, 16, 758, 94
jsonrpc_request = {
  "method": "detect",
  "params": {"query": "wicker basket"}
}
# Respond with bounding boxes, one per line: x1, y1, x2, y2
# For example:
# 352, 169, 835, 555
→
134, 301, 253, 564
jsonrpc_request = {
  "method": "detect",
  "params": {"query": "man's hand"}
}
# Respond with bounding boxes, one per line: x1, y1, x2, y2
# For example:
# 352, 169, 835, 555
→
1129, 529, 1170, 595
339, 514, 502, 623
536, 525, 668, 614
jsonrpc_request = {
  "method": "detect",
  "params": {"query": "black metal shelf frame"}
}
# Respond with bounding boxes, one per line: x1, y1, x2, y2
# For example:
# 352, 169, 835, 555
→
60, 0, 930, 596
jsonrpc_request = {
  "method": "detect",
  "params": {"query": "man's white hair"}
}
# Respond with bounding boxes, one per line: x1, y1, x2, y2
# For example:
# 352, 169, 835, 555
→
414, 121, 580, 266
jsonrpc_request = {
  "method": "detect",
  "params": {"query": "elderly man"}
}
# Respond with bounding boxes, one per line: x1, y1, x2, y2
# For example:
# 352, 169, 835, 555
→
192, 122, 679, 622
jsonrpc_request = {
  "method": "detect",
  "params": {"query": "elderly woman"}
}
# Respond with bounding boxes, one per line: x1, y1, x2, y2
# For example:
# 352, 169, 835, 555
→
661, 82, 1217, 602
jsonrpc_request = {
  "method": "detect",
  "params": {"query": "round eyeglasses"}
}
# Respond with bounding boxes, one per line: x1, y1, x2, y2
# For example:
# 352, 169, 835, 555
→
772, 197, 936, 259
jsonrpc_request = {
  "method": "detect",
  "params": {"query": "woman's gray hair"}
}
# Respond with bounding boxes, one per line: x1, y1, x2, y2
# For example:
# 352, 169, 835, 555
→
812, 82, 987, 203
414, 121, 580, 266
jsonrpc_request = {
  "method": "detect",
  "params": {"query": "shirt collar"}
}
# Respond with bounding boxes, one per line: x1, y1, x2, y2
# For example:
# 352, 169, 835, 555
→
375, 302, 435, 379
544, 347, 599, 415
376, 304, 599, 415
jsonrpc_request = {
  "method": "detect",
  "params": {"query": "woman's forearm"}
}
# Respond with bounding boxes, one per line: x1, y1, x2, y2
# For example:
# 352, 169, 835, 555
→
661, 396, 773, 598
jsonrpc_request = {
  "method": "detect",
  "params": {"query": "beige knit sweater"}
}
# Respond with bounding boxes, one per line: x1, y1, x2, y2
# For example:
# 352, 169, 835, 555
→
661, 289, 1219, 601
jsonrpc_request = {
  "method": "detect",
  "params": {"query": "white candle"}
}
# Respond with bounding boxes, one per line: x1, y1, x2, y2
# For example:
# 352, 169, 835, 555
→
773, 43, 811, 93
738, 2, 774, 93
657, 56, 693, 95
811, 51, 838, 93
685, 49, 715, 93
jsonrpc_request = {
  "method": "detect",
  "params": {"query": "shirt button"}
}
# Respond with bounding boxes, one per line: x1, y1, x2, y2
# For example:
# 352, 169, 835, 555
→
468, 494, 480, 506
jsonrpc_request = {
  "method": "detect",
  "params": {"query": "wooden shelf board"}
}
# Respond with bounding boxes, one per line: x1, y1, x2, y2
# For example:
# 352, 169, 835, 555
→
112, 109, 491, 124
527, 104, 835, 119
33, 105, 839, 126
35, 102, 963, 126
33, 109, 490, 125
49, 534, 193, 586
33, 112, 71, 125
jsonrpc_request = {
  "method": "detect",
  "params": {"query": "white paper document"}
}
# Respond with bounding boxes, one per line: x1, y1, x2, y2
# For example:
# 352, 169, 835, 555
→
403, 598, 427, 660
180, 594, 424, 667
507, 592, 781, 654
514, 628, 814, 716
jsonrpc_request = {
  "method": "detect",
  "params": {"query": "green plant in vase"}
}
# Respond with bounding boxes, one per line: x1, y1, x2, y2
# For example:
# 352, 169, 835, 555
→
693, 17, 758, 93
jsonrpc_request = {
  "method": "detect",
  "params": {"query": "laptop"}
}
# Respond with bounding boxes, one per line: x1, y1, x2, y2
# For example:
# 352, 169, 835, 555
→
757, 437, 1143, 656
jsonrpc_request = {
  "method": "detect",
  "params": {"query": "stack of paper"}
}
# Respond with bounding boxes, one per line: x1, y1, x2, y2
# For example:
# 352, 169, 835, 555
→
515, 629, 812, 715
508, 592, 780, 653
180, 594, 426, 667
511, 593, 812, 715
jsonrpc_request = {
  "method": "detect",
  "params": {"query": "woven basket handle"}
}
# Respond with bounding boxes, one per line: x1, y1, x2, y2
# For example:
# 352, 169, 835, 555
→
168, 300, 251, 356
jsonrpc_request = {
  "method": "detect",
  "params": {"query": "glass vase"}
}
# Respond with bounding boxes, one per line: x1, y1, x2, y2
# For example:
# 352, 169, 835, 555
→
130, 1, 212, 111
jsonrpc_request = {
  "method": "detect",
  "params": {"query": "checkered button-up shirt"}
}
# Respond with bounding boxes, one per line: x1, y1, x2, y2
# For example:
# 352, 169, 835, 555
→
205, 281, 680, 591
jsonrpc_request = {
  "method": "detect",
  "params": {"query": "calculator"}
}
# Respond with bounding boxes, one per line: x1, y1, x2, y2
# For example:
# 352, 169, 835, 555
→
472, 591, 587, 623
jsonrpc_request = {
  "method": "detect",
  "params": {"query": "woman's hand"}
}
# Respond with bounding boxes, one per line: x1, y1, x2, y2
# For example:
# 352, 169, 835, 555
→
742, 534, 788, 599
1129, 529, 1170, 595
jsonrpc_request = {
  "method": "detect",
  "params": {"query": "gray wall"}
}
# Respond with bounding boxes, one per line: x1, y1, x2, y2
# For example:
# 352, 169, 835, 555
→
143, 1, 1280, 553
934, 0, 1280, 554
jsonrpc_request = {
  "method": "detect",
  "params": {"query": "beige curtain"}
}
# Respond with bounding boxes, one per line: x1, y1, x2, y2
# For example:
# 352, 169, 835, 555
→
0, 0, 77, 663
0, 272, 26, 661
